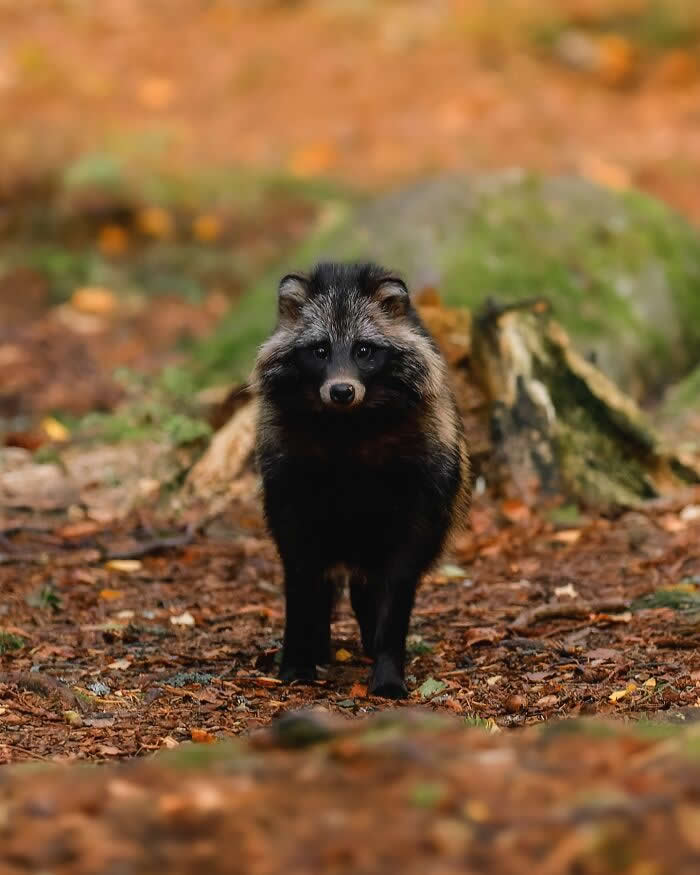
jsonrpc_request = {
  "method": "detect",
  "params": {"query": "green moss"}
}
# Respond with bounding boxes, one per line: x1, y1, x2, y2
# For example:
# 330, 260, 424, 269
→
0, 631, 25, 653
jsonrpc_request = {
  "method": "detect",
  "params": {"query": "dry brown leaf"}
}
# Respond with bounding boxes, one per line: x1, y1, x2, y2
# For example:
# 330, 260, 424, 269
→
464, 626, 501, 647
105, 559, 143, 573
550, 529, 582, 544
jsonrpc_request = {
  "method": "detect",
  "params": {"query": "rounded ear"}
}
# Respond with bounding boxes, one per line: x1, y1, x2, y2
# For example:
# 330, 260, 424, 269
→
277, 273, 309, 325
375, 278, 410, 317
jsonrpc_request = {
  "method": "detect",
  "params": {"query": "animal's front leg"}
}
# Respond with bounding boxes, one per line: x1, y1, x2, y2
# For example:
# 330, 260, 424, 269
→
280, 563, 323, 683
368, 574, 419, 699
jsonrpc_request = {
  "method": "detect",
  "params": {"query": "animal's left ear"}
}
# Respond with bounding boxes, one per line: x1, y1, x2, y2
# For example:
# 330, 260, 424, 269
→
375, 278, 410, 317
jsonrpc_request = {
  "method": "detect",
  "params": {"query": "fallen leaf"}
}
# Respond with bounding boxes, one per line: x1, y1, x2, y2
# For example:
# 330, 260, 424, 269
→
486, 675, 502, 687
97, 744, 121, 757
170, 611, 196, 627
610, 682, 637, 702
418, 677, 447, 699
680, 504, 700, 522
192, 214, 222, 242
98, 224, 129, 256
137, 206, 174, 238
597, 34, 637, 88
579, 155, 631, 190
550, 529, 581, 544
58, 520, 101, 539
505, 694, 526, 713
191, 728, 216, 744
464, 799, 490, 822
105, 559, 143, 573
438, 563, 468, 579
137, 76, 175, 109
500, 498, 530, 523
99, 589, 124, 601
107, 658, 131, 670
288, 141, 338, 176
554, 583, 579, 599
83, 715, 116, 728
464, 627, 501, 647
653, 50, 697, 89
63, 709, 83, 727
585, 648, 621, 661
659, 514, 685, 533
335, 648, 352, 663
644, 677, 657, 689
349, 683, 367, 698
596, 611, 632, 624
70, 286, 117, 315
161, 736, 179, 749
40, 417, 70, 442
535, 695, 559, 708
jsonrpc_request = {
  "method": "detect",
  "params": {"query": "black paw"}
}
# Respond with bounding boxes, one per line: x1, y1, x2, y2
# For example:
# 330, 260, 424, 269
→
369, 677, 408, 699
369, 657, 408, 699
279, 663, 317, 684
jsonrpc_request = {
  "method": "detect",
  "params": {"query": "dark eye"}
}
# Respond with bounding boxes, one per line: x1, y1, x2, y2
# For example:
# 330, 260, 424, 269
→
355, 343, 373, 361
313, 345, 329, 360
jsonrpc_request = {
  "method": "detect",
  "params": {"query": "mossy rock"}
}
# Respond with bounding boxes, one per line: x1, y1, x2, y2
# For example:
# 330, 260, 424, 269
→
206, 172, 700, 398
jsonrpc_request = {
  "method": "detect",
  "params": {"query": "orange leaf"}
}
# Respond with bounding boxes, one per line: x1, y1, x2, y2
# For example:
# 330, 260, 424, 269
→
500, 499, 530, 523
58, 520, 101, 539
349, 683, 367, 698
288, 142, 338, 177
99, 589, 124, 601
98, 225, 129, 256
190, 728, 216, 744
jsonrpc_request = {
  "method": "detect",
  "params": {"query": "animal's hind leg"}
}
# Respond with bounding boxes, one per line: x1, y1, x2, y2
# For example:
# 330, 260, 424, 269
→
350, 578, 376, 658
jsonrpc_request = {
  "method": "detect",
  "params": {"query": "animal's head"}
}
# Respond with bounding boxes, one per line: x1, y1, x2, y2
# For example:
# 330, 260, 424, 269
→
253, 262, 446, 416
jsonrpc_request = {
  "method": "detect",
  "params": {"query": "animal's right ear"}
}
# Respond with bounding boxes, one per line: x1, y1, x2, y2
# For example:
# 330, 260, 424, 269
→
277, 273, 309, 325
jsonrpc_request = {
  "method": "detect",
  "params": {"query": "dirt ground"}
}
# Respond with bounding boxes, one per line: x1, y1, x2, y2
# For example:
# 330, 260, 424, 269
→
2, 484, 699, 761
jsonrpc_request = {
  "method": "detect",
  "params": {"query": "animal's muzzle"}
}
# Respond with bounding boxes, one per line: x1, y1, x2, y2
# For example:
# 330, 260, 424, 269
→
321, 377, 365, 408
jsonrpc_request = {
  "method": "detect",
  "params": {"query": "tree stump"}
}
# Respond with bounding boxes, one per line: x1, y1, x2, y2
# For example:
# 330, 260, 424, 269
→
470, 299, 699, 509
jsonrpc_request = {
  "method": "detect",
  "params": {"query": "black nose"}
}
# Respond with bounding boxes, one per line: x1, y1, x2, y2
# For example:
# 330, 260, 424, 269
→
329, 382, 355, 405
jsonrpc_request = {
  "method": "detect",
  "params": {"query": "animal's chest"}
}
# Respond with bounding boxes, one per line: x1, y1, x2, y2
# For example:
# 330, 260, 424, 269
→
305, 458, 413, 524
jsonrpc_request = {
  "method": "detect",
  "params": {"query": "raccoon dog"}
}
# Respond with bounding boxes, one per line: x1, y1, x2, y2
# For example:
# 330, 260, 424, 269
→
252, 262, 470, 698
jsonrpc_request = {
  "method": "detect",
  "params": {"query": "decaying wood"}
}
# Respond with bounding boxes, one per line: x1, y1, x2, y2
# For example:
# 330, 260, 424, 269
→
470, 299, 699, 508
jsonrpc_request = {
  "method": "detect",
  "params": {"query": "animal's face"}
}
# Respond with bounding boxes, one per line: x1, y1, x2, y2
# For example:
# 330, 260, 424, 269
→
294, 336, 390, 410
254, 262, 445, 418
